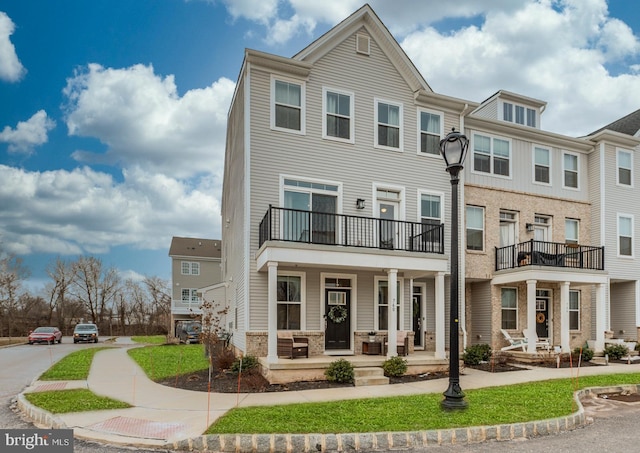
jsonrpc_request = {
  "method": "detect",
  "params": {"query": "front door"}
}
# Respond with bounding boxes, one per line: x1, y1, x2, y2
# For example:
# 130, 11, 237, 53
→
325, 289, 350, 350
536, 297, 549, 339
412, 285, 424, 347
378, 201, 398, 249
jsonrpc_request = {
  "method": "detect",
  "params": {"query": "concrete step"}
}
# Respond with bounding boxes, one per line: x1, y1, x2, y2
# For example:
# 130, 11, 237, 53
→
354, 367, 389, 386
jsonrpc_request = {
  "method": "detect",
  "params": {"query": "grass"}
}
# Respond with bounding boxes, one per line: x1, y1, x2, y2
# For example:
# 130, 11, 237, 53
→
39, 347, 111, 381
131, 335, 167, 345
206, 372, 640, 434
24, 389, 130, 414
127, 344, 209, 380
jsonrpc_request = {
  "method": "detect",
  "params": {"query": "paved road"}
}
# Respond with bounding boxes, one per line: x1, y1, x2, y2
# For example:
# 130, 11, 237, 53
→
2, 340, 640, 452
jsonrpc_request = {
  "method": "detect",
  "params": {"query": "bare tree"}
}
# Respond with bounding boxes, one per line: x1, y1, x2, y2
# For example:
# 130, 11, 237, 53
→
45, 258, 76, 331
144, 276, 171, 335
69, 256, 120, 326
0, 251, 30, 337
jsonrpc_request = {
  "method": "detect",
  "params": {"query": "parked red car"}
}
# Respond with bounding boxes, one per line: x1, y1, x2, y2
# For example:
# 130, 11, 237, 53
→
28, 327, 63, 345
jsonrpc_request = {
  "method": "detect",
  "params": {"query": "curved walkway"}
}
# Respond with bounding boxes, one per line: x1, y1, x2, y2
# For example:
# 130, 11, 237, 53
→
17, 339, 640, 451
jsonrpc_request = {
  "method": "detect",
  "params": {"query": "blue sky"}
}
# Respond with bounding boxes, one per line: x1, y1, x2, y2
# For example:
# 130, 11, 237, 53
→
2, 0, 640, 293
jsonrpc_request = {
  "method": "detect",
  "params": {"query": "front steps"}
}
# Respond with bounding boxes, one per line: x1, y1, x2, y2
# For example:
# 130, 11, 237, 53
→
354, 367, 388, 386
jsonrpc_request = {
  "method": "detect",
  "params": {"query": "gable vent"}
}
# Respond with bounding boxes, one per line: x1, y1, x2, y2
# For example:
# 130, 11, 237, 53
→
356, 34, 370, 55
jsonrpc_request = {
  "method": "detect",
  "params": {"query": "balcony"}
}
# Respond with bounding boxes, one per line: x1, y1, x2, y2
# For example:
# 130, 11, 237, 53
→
496, 240, 604, 271
259, 206, 445, 254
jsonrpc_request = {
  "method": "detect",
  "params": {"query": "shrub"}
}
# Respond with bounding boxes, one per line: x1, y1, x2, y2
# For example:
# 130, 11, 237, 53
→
573, 347, 594, 362
604, 343, 629, 360
213, 348, 237, 371
462, 344, 492, 366
231, 355, 259, 374
382, 356, 408, 377
324, 358, 354, 383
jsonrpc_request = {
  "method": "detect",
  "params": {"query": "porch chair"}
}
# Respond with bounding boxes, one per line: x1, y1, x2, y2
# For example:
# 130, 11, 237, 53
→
522, 329, 551, 351
383, 330, 410, 356
277, 332, 309, 359
500, 329, 527, 351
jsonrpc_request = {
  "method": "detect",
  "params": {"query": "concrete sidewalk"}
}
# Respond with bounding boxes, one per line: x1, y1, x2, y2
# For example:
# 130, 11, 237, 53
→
18, 338, 640, 451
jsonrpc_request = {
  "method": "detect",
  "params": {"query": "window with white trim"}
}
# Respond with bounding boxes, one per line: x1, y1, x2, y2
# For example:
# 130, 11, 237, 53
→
501, 287, 517, 330
181, 288, 199, 302
503, 102, 537, 127
617, 149, 633, 187
277, 274, 304, 330
323, 88, 353, 142
565, 218, 579, 244
376, 278, 402, 330
618, 214, 633, 257
569, 290, 580, 330
466, 206, 484, 251
375, 99, 402, 150
533, 146, 551, 184
472, 133, 511, 176
563, 152, 579, 189
272, 78, 304, 133
418, 109, 442, 155
181, 261, 200, 275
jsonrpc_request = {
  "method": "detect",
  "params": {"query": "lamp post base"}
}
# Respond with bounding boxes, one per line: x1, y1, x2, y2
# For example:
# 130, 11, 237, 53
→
441, 382, 468, 410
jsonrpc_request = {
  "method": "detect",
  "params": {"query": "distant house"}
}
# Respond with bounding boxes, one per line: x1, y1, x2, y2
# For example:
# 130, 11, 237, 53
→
168, 236, 222, 335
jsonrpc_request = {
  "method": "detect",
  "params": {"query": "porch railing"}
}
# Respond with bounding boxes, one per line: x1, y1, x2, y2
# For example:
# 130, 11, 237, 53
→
495, 239, 604, 271
259, 205, 445, 254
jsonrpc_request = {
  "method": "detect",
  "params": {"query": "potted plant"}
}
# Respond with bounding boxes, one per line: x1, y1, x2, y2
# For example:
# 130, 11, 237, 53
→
368, 331, 376, 342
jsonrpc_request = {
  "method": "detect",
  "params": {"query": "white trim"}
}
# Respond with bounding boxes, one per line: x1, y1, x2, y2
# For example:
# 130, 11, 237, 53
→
562, 150, 580, 190
569, 289, 580, 332
416, 107, 444, 157
465, 205, 485, 252
617, 213, 634, 258
532, 145, 552, 186
470, 131, 512, 179
616, 148, 633, 188
374, 275, 405, 331
277, 271, 307, 331
270, 75, 306, 135
565, 218, 579, 244
374, 98, 403, 152
322, 86, 355, 144
417, 189, 446, 224
412, 281, 427, 349
321, 272, 357, 354
501, 286, 519, 330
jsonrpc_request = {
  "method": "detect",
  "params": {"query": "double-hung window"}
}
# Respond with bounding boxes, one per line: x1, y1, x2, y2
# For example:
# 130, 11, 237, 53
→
181, 261, 200, 275
565, 218, 579, 244
466, 206, 484, 251
501, 288, 517, 330
618, 214, 633, 257
376, 278, 402, 331
503, 102, 537, 127
323, 88, 353, 142
617, 149, 633, 186
375, 99, 402, 150
473, 133, 511, 177
418, 109, 442, 155
569, 290, 580, 330
181, 288, 198, 303
273, 78, 304, 133
563, 152, 579, 189
277, 274, 303, 330
419, 192, 443, 252
533, 146, 551, 184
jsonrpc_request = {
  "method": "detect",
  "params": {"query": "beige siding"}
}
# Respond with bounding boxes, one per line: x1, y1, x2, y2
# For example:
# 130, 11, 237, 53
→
610, 282, 637, 341
467, 281, 492, 346
472, 99, 498, 120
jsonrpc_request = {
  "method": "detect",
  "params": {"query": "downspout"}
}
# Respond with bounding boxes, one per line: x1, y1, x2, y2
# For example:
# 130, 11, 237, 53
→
458, 104, 470, 350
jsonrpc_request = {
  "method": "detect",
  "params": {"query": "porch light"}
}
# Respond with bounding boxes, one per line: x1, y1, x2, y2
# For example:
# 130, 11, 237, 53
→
526, 223, 534, 232
439, 127, 469, 411
356, 198, 365, 210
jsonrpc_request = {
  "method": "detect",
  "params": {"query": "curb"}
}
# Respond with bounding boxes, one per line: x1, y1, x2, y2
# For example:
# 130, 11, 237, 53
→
21, 384, 640, 452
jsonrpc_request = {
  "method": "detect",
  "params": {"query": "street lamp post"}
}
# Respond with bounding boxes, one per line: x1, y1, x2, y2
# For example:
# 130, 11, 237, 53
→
439, 127, 469, 411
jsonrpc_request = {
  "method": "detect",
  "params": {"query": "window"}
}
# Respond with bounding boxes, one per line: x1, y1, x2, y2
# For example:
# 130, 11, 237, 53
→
418, 109, 442, 155
617, 149, 632, 186
375, 99, 402, 150
273, 78, 304, 133
503, 102, 536, 127
376, 279, 402, 330
618, 214, 633, 257
569, 290, 580, 330
533, 146, 550, 184
472, 133, 511, 176
323, 88, 353, 142
181, 288, 198, 302
501, 288, 517, 330
563, 152, 579, 189
420, 192, 442, 224
277, 275, 303, 330
565, 219, 579, 244
181, 261, 200, 275
466, 206, 484, 251
282, 177, 339, 244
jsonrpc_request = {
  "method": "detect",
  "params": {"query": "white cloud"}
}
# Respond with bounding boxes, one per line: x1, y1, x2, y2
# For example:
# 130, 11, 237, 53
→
0, 164, 220, 257
0, 12, 25, 82
0, 110, 56, 154
63, 63, 234, 179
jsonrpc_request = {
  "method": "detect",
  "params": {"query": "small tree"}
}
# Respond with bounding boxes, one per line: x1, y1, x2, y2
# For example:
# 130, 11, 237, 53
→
200, 298, 230, 374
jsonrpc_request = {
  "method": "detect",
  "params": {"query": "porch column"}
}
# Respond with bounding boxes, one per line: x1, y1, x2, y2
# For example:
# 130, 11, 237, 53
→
526, 279, 537, 353
267, 261, 278, 363
560, 281, 570, 353
435, 272, 446, 359
595, 282, 606, 352
387, 268, 398, 357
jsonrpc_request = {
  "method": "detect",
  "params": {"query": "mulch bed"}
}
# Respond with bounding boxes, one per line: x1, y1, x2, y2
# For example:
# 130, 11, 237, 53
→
598, 392, 640, 403
466, 362, 528, 373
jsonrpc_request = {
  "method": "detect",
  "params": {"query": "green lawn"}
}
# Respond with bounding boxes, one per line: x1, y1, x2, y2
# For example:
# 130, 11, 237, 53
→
39, 347, 111, 380
206, 372, 640, 434
24, 389, 130, 414
131, 335, 167, 345
127, 344, 209, 380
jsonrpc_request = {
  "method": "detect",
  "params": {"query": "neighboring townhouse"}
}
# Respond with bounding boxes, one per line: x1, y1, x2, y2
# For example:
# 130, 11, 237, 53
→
169, 236, 222, 335
220, 3, 640, 369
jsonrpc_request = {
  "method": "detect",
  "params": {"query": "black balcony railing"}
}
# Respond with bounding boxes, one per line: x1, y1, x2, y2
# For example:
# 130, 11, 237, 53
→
496, 239, 604, 271
259, 205, 445, 254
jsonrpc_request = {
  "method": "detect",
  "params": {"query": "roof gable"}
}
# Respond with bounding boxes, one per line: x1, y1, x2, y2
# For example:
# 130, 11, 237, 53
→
169, 236, 221, 259
589, 108, 640, 137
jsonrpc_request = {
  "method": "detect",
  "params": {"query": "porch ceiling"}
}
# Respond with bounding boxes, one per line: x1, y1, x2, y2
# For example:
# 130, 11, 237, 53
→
492, 267, 608, 285
256, 241, 448, 277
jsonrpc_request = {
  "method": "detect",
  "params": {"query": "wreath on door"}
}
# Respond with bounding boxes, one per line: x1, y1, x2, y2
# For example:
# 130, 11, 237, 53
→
536, 312, 546, 323
328, 305, 348, 323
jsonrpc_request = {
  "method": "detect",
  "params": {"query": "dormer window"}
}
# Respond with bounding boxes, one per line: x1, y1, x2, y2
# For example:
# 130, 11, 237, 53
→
503, 102, 536, 127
